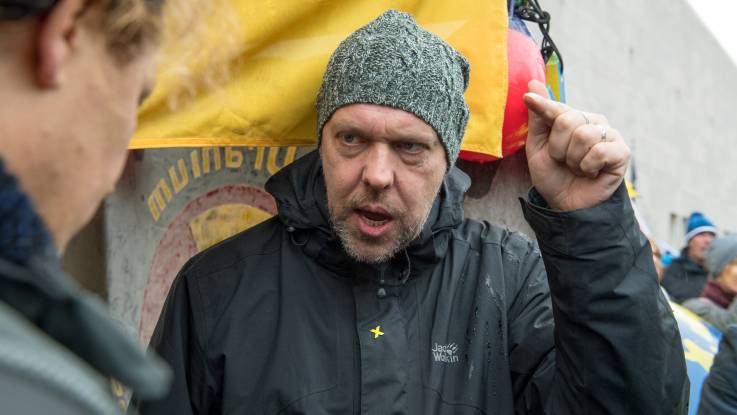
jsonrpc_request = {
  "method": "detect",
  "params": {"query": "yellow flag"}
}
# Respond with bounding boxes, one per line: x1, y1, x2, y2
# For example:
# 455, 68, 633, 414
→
132, 0, 508, 159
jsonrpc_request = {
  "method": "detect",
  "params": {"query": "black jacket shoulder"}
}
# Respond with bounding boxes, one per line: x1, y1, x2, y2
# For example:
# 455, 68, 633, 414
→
182, 216, 285, 280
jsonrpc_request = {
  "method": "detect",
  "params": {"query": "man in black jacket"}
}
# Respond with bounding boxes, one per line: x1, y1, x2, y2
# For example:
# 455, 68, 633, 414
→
663, 212, 718, 303
140, 10, 688, 414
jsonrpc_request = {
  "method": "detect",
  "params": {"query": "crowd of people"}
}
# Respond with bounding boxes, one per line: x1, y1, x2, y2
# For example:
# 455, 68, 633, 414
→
0, 0, 733, 414
650, 211, 737, 413
657, 212, 737, 330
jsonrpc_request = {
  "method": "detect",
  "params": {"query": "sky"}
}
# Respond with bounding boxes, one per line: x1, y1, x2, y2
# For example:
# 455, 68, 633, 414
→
686, 0, 737, 66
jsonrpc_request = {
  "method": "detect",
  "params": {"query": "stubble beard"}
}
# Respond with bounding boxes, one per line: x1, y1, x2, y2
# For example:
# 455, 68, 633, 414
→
329, 189, 435, 265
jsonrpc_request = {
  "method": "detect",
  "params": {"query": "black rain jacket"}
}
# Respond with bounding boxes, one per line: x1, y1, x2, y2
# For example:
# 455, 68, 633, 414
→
139, 150, 688, 414
662, 249, 710, 304
699, 325, 737, 414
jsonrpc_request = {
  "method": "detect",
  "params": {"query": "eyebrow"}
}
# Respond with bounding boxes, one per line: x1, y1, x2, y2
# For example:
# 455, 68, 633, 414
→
330, 120, 439, 145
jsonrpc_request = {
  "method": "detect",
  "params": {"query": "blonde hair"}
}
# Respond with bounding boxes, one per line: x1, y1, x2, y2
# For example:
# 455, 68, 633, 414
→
151, 0, 241, 109
0, 0, 162, 65
100, 0, 165, 61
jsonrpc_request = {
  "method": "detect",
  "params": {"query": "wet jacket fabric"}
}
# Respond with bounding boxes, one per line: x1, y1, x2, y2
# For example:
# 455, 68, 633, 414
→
140, 151, 688, 414
662, 249, 710, 304
0, 159, 171, 412
699, 325, 737, 414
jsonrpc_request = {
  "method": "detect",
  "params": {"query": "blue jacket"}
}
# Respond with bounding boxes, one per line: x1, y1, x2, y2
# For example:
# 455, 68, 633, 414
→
662, 248, 710, 304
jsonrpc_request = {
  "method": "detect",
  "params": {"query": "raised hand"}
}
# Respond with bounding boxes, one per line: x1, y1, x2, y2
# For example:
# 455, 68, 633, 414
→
523, 80, 630, 211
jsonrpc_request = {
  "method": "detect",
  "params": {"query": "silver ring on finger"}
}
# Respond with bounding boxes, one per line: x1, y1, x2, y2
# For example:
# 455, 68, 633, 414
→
599, 125, 608, 142
581, 112, 591, 125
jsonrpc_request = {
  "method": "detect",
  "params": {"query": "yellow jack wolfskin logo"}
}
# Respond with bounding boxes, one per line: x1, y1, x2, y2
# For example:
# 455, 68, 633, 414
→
370, 326, 384, 339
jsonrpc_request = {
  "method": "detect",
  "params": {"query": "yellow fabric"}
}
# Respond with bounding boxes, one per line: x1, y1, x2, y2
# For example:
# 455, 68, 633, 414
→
625, 180, 638, 199
132, 1, 509, 158
189, 204, 272, 252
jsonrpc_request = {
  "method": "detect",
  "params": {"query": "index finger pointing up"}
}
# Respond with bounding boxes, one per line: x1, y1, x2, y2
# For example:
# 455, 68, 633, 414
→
523, 80, 570, 129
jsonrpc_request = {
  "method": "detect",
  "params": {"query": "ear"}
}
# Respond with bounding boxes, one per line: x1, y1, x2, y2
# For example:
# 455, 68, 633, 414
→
35, 0, 87, 88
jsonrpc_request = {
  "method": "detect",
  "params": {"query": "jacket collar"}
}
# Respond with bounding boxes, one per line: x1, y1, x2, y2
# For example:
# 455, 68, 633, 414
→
0, 159, 54, 265
265, 150, 469, 282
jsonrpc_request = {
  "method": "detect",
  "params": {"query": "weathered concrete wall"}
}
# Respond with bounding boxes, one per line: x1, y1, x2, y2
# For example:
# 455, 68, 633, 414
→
62, 208, 106, 298
102, 146, 310, 340
461, 150, 532, 236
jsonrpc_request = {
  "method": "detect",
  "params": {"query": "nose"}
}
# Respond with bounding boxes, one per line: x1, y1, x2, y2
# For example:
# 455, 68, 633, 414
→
361, 144, 394, 190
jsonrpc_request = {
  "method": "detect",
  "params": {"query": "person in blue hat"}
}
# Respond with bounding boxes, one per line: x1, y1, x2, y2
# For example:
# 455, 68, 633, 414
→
662, 212, 718, 303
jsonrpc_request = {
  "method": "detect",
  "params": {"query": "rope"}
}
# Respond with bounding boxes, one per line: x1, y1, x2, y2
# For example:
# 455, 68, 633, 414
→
514, 0, 565, 74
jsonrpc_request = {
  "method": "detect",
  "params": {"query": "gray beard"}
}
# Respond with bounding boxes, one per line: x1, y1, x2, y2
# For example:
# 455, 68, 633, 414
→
329, 198, 434, 265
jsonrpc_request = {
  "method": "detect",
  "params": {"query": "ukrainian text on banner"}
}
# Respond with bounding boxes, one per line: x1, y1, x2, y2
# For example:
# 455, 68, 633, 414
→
131, 0, 508, 159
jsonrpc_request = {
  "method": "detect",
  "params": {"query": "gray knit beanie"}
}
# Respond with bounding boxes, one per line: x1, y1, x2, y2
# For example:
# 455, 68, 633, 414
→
316, 9, 471, 167
705, 235, 737, 277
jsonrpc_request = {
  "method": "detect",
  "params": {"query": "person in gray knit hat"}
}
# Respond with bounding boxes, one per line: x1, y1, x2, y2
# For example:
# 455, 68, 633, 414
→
144, 9, 686, 414
684, 235, 737, 331
316, 9, 470, 167
705, 235, 737, 280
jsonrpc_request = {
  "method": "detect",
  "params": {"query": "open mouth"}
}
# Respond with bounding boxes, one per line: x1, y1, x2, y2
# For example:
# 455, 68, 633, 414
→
356, 208, 393, 226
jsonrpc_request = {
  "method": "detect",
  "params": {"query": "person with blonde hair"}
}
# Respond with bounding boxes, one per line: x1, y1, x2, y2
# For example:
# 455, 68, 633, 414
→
0, 0, 171, 412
